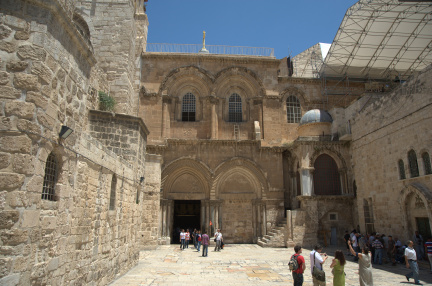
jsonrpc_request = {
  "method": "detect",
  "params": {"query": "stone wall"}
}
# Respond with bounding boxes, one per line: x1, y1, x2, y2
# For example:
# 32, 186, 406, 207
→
351, 65, 432, 242
0, 1, 151, 284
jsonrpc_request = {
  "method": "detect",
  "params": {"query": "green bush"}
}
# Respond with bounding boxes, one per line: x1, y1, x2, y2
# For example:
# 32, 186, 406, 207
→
99, 91, 115, 111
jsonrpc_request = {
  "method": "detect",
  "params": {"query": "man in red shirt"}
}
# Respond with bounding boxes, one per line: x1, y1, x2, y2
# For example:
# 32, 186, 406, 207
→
292, 245, 306, 286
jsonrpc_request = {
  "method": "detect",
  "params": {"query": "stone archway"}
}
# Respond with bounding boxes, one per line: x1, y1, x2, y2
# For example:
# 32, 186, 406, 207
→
400, 183, 432, 240
213, 158, 269, 243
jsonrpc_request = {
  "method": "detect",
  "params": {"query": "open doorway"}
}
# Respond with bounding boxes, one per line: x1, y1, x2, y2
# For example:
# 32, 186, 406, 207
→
172, 200, 201, 244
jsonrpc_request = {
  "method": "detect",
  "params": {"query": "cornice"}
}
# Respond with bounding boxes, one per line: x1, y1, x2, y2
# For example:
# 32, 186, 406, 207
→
278, 76, 321, 85
142, 52, 281, 66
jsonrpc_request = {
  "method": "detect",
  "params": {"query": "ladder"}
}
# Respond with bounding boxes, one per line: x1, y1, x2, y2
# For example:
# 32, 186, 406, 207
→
234, 125, 240, 140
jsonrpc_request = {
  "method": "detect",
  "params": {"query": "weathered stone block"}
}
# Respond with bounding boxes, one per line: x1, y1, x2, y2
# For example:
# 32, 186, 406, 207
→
6, 61, 28, 72
36, 110, 55, 130
0, 210, 19, 229
0, 273, 20, 286
21, 210, 40, 228
17, 119, 42, 136
0, 85, 20, 99
1, 229, 28, 246
12, 154, 35, 175
0, 173, 25, 190
13, 73, 40, 92
14, 30, 30, 40
0, 152, 11, 169
17, 45, 46, 61
0, 25, 13, 40
41, 216, 57, 230
4, 15, 28, 31
0, 135, 32, 153
5, 101, 35, 120
31, 62, 53, 84
0, 71, 9, 85
0, 40, 17, 53
26, 91, 48, 109
0, 117, 14, 130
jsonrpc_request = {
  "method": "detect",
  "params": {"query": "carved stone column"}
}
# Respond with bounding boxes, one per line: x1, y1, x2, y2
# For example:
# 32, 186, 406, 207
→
209, 95, 219, 139
253, 99, 263, 139
339, 168, 347, 194
161, 95, 171, 138
301, 167, 314, 196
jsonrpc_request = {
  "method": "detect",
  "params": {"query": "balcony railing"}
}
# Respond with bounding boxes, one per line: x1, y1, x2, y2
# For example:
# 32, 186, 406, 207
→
146, 43, 275, 57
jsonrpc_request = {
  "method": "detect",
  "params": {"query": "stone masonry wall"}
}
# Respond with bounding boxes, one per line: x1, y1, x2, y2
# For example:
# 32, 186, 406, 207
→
351, 65, 432, 242
0, 1, 149, 285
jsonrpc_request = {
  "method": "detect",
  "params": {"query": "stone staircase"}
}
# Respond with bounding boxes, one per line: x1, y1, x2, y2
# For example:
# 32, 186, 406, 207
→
257, 221, 288, 248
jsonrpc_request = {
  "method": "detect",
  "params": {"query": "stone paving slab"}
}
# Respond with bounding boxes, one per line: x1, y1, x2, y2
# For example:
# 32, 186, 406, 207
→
109, 244, 432, 285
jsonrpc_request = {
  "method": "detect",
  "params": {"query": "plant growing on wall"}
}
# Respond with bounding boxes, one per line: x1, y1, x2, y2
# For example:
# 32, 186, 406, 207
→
99, 91, 116, 111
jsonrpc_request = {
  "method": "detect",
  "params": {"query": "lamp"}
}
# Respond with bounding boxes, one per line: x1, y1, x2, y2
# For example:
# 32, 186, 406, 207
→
59, 125, 73, 139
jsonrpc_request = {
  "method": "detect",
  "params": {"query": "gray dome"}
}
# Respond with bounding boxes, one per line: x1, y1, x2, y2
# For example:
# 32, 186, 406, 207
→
300, 109, 333, 125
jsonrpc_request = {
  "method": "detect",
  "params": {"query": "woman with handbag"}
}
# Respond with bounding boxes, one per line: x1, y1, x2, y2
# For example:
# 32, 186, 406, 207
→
330, 250, 346, 286
348, 239, 373, 285
310, 244, 328, 286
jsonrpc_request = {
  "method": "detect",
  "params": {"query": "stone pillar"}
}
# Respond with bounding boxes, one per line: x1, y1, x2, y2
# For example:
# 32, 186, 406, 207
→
254, 99, 263, 139
201, 201, 205, 232
339, 168, 347, 194
301, 167, 314, 196
161, 96, 171, 138
167, 200, 173, 242
209, 95, 219, 139
257, 203, 262, 238
262, 203, 267, 236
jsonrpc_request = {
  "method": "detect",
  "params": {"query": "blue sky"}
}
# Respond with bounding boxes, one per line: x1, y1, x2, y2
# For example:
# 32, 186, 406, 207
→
146, 0, 358, 59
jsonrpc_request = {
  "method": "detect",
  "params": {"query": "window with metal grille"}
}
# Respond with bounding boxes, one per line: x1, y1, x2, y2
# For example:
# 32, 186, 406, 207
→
182, 93, 196, 121
408, 149, 419, 178
422, 152, 432, 175
228, 93, 242, 122
313, 154, 341, 195
363, 199, 375, 234
109, 175, 117, 210
41, 152, 58, 201
398, 159, 406, 179
286, 95, 301, 123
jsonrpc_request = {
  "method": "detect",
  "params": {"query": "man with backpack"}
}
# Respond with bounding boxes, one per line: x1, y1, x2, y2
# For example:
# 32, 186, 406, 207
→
289, 245, 306, 286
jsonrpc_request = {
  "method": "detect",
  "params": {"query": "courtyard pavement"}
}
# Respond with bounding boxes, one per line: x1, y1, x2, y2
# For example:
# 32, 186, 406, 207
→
110, 244, 432, 286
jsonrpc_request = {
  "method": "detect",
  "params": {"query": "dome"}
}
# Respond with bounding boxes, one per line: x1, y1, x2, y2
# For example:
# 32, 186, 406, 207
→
300, 109, 332, 126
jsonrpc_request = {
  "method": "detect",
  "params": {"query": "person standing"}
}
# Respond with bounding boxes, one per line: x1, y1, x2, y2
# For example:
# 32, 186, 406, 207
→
348, 239, 373, 286
179, 229, 185, 250
192, 228, 197, 249
405, 240, 421, 285
292, 245, 306, 286
330, 250, 346, 286
344, 231, 351, 256
372, 235, 384, 265
387, 235, 396, 266
413, 231, 424, 261
310, 244, 328, 286
424, 237, 432, 273
185, 229, 190, 249
196, 230, 202, 252
214, 229, 223, 251
201, 230, 209, 257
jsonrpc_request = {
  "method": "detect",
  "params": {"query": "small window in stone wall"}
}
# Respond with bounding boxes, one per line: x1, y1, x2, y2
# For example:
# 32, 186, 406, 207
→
286, 95, 301, 123
228, 93, 242, 122
398, 159, 406, 180
422, 152, 432, 175
182, 93, 196, 122
329, 213, 338, 221
408, 149, 419, 178
110, 175, 117, 210
42, 152, 58, 201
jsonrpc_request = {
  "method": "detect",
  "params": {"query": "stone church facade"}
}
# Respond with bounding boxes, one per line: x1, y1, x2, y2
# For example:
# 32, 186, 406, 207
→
0, 0, 431, 285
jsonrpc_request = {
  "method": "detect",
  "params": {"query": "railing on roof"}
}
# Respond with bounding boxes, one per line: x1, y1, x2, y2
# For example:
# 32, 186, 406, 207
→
145, 43, 275, 57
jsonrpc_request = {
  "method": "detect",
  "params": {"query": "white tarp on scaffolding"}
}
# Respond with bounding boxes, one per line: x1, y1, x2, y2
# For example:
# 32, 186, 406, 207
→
321, 0, 432, 80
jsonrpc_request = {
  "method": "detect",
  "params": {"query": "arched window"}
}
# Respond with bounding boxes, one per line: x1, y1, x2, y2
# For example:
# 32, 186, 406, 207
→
228, 93, 242, 122
286, 95, 301, 123
182, 93, 196, 122
42, 152, 58, 201
408, 149, 419, 178
398, 159, 406, 180
109, 174, 117, 210
313, 154, 341, 195
422, 152, 432, 175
